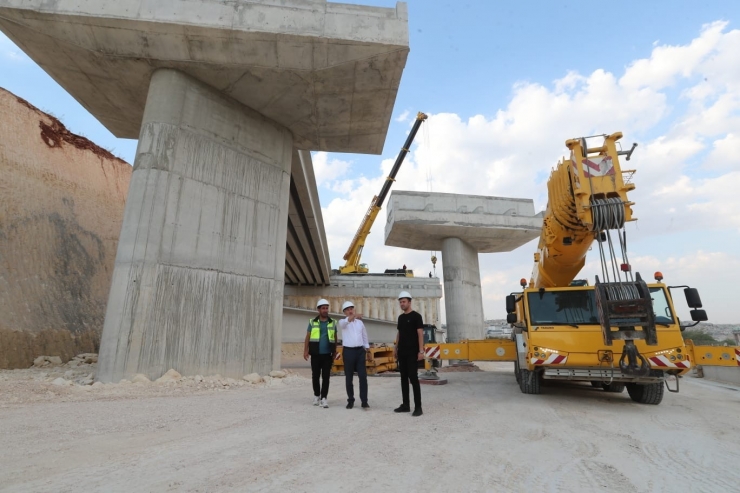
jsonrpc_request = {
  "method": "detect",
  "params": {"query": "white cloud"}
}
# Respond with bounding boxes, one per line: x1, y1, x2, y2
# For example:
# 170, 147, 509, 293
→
320, 21, 740, 324
704, 133, 740, 170
580, 251, 740, 324
620, 21, 728, 90
311, 151, 352, 187
0, 33, 30, 62
395, 110, 410, 123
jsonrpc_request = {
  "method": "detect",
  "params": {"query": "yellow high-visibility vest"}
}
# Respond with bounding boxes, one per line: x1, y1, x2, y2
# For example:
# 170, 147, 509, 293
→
309, 318, 336, 342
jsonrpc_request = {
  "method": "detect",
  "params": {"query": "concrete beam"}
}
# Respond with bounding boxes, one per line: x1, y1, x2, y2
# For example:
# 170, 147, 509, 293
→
385, 191, 543, 343
285, 150, 331, 286
295, 150, 331, 282
285, 274, 442, 326
385, 191, 542, 252
0, 0, 409, 153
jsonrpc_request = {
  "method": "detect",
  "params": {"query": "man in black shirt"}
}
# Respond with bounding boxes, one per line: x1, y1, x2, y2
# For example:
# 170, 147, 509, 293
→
393, 290, 424, 416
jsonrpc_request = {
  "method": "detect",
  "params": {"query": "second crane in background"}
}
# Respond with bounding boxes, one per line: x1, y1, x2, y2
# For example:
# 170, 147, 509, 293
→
338, 112, 428, 275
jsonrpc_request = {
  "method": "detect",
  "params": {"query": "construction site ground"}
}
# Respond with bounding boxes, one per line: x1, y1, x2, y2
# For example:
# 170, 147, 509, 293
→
1, 361, 739, 492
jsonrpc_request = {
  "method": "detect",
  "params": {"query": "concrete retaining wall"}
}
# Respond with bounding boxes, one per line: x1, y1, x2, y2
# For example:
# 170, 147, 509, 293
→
284, 275, 442, 326
700, 366, 740, 386
283, 306, 397, 345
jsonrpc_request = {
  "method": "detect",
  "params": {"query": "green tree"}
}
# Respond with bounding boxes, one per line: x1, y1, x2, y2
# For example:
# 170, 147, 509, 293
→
682, 330, 718, 345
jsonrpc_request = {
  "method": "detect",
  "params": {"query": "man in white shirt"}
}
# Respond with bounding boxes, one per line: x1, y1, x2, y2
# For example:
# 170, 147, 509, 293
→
338, 301, 370, 409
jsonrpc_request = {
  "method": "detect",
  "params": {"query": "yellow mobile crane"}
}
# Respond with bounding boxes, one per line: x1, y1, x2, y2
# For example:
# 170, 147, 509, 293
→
338, 112, 427, 275
423, 132, 738, 404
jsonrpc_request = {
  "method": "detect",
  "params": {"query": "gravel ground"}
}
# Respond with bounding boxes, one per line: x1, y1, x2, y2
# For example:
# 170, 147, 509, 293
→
1, 361, 739, 492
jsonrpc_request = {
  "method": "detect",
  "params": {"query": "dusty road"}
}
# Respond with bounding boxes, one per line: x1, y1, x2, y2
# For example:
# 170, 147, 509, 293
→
1, 363, 739, 493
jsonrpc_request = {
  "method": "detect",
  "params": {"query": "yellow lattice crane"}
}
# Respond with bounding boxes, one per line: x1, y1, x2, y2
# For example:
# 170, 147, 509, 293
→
339, 112, 427, 275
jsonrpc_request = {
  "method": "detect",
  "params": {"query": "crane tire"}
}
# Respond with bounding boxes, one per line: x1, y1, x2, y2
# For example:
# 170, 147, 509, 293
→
627, 382, 664, 405
518, 367, 541, 395
602, 383, 625, 393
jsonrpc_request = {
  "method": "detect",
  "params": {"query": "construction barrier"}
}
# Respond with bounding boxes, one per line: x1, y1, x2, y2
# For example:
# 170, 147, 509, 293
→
332, 345, 397, 375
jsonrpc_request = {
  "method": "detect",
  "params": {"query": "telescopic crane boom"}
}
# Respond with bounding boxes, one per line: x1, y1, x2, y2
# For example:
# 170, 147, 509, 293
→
339, 112, 428, 275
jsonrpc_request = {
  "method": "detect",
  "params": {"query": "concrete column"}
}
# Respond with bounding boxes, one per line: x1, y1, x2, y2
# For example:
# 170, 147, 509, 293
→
441, 237, 485, 342
98, 69, 293, 382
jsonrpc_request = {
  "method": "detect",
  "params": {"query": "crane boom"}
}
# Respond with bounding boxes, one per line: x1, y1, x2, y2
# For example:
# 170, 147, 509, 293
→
339, 112, 428, 275
528, 132, 660, 375
530, 132, 636, 288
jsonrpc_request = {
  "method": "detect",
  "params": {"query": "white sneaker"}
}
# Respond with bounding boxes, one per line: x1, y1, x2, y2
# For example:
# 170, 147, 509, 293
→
313, 396, 320, 406
320, 398, 328, 408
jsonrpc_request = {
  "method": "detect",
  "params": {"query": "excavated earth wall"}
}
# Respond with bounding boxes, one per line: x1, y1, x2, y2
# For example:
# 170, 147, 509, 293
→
0, 87, 131, 368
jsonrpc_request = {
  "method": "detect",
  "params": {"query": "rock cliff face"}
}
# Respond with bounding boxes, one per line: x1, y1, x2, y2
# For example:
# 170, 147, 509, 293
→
0, 87, 131, 368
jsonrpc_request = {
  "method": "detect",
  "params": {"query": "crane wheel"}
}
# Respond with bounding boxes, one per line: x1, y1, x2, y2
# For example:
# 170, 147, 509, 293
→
514, 359, 522, 385
518, 367, 541, 395
590, 381, 601, 388
601, 383, 625, 393
626, 382, 664, 405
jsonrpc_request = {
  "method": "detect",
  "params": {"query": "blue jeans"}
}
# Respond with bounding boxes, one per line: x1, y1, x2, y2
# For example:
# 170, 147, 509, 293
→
343, 347, 368, 404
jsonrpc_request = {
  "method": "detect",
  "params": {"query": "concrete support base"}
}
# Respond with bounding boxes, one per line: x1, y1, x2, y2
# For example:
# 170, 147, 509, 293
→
419, 378, 448, 385
441, 238, 485, 342
97, 70, 292, 382
697, 366, 740, 386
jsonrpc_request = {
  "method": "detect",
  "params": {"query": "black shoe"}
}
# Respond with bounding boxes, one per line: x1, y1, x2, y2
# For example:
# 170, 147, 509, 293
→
394, 405, 410, 413
346, 402, 354, 409
361, 402, 370, 409
412, 408, 423, 417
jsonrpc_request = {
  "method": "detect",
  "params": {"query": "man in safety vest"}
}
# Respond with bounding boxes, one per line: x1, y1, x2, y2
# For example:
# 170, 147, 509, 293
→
303, 298, 337, 408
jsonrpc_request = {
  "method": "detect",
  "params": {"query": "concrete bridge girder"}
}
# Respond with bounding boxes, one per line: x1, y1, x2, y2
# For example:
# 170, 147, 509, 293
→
284, 275, 442, 328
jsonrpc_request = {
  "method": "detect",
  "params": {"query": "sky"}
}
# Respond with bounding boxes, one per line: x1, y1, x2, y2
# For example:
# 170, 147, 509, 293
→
1, 0, 739, 324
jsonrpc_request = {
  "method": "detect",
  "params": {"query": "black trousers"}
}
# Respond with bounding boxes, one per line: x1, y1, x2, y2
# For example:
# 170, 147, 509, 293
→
311, 353, 333, 399
398, 355, 422, 409
342, 347, 368, 404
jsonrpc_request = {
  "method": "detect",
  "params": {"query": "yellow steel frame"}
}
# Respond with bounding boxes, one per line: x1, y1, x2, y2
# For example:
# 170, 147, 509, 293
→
339, 202, 381, 274
424, 339, 517, 362
332, 345, 398, 375
685, 340, 740, 368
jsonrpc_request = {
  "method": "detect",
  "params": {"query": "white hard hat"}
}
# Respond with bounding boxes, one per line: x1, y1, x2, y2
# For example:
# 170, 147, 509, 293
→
342, 301, 355, 311
398, 291, 412, 300
316, 298, 329, 308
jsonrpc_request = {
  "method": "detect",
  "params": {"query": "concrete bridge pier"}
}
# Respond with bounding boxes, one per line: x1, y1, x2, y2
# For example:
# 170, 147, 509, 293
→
441, 237, 486, 341
0, 0, 411, 381
385, 191, 543, 343
98, 69, 292, 382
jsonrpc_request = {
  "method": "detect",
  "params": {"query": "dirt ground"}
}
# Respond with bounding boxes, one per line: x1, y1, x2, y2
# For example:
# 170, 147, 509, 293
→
1, 361, 739, 493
